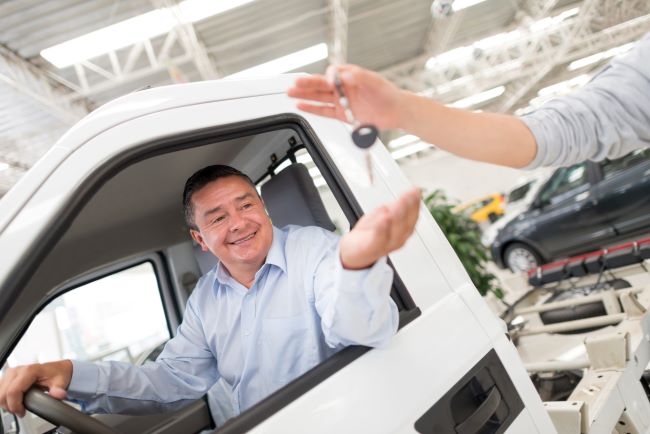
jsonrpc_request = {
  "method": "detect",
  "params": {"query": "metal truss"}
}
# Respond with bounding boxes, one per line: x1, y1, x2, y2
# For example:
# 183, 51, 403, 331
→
153, 0, 219, 80
0, 44, 90, 124
328, 0, 349, 65
382, 0, 650, 112
56, 20, 215, 100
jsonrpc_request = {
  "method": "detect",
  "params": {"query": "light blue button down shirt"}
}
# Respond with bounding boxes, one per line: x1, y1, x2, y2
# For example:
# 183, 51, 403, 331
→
67, 225, 398, 416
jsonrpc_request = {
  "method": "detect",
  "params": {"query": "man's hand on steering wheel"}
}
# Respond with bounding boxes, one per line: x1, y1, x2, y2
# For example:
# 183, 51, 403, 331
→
0, 360, 72, 417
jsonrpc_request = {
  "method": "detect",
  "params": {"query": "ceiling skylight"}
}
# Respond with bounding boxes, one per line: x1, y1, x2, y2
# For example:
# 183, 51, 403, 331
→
41, 0, 255, 68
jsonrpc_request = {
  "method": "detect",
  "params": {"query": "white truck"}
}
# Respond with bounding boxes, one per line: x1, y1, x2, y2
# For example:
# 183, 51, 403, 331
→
0, 76, 648, 434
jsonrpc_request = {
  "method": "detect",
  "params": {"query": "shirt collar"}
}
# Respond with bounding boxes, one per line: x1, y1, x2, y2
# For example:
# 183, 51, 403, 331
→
213, 225, 287, 290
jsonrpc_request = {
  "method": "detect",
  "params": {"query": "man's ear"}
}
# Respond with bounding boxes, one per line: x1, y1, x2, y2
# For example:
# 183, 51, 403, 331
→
190, 229, 209, 252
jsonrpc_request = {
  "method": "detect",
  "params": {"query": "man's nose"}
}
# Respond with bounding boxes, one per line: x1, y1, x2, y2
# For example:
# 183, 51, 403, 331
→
228, 211, 245, 231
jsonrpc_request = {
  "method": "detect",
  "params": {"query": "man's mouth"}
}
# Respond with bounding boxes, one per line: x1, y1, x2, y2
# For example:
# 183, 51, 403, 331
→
230, 231, 256, 245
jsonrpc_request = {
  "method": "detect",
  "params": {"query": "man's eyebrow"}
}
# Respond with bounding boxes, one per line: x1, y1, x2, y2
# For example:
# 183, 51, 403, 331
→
235, 192, 255, 202
203, 193, 255, 218
204, 205, 222, 218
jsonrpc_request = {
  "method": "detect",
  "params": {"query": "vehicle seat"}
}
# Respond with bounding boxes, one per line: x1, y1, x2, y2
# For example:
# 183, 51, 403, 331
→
260, 163, 336, 231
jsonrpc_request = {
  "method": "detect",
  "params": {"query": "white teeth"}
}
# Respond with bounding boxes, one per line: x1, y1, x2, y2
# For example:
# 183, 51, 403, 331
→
233, 232, 255, 244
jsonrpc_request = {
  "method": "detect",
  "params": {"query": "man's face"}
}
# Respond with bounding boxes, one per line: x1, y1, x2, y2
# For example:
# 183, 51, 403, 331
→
190, 176, 273, 275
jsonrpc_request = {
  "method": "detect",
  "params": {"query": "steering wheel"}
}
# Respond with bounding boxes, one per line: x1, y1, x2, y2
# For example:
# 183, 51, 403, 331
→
23, 388, 118, 434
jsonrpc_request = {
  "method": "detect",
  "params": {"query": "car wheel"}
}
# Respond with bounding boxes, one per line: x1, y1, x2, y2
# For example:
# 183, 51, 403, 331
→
504, 242, 541, 273
488, 212, 499, 223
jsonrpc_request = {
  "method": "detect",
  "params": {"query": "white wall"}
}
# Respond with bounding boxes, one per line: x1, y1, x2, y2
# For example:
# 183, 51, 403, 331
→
397, 149, 529, 204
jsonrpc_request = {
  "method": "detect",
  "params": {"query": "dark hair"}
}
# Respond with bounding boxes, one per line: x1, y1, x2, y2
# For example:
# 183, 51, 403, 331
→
183, 165, 255, 230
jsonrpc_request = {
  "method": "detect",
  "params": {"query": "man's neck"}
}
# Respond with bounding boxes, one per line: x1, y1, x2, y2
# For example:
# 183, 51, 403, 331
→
224, 260, 265, 289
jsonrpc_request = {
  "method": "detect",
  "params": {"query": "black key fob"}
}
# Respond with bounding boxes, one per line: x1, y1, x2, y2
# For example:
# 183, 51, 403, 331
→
352, 124, 378, 149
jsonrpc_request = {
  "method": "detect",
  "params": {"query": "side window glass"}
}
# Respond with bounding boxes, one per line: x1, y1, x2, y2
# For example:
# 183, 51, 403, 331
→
2, 262, 170, 431
294, 148, 350, 234
7, 262, 169, 367
538, 163, 588, 206
601, 148, 650, 180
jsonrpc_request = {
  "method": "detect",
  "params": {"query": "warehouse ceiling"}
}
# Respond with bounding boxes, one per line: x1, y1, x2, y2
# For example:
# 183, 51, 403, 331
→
0, 0, 648, 196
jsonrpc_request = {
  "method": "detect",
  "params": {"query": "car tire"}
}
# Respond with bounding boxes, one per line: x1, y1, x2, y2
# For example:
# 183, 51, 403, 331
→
504, 242, 542, 273
488, 212, 499, 223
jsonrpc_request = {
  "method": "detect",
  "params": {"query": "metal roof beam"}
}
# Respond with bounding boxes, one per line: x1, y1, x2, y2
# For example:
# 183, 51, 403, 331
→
497, 0, 600, 111
0, 45, 90, 124
328, 0, 349, 65
381, 5, 650, 111
153, 0, 220, 80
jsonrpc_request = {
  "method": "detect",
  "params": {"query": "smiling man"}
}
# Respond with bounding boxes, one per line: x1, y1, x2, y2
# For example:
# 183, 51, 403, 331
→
0, 164, 420, 419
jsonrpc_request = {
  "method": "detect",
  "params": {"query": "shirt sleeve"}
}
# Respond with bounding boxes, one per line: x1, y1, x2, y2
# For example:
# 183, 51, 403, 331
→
308, 229, 398, 349
66, 293, 220, 414
521, 32, 650, 169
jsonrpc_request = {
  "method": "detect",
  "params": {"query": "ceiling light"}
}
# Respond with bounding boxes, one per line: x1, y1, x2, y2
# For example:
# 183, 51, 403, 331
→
0, 162, 8, 172
450, 86, 505, 109
475, 30, 521, 50
41, 0, 255, 68
392, 142, 433, 160
530, 7, 579, 32
388, 134, 420, 149
226, 43, 328, 79
568, 42, 635, 71
426, 46, 472, 69
425, 7, 580, 70
452, 0, 488, 11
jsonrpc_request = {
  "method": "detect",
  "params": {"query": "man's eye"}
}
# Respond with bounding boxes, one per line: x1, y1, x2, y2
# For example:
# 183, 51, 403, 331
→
242, 203, 252, 209
213, 216, 226, 224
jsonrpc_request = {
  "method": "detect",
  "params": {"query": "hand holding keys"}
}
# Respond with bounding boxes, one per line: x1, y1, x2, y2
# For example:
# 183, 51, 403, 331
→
333, 73, 379, 185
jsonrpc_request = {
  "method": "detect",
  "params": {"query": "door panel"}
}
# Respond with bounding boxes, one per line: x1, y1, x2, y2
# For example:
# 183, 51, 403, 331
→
529, 163, 610, 257
595, 149, 650, 237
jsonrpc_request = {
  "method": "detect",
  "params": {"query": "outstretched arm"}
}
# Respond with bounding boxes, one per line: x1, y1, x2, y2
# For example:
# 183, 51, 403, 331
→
288, 64, 537, 168
313, 188, 421, 348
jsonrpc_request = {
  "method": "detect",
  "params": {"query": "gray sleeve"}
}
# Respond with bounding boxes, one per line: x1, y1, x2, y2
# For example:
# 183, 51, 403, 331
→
521, 32, 650, 169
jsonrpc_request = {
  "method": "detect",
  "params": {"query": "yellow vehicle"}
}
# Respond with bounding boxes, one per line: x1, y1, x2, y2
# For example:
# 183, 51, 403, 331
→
453, 193, 505, 223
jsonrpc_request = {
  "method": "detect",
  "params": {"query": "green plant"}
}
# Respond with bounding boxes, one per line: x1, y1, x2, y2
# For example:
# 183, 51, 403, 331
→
424, 190, 503, 299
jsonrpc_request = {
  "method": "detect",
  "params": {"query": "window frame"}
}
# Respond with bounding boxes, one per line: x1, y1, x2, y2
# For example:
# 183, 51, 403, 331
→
3, 254, 177, 369
537, 163, 590, 207
0, 114, 420, 432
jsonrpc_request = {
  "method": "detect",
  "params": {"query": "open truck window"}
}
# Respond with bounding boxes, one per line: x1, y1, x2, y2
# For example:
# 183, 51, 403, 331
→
0, 119, 418, 434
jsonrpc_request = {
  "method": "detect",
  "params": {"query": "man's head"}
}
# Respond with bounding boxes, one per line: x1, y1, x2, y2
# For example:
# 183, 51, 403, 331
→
183, 165, 273, 278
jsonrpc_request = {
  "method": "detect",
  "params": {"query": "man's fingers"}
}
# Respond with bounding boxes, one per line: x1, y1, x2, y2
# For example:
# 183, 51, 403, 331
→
48, 386, 67, 400
5, 370, 35, 417
0, 368, 17, 410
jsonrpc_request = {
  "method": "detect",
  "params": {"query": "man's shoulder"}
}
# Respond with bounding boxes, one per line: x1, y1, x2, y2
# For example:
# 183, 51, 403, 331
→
281, 224, 340, 242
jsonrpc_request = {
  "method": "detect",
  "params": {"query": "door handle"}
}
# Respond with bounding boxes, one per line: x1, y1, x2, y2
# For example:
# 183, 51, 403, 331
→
575, 191, 589, 202
454, 386, 502, 434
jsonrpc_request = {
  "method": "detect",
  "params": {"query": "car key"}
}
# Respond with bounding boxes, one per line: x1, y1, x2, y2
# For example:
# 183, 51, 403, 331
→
333, 73, 379, 184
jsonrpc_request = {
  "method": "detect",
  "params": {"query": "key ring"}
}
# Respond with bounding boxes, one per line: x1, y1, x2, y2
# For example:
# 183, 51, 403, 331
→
333, 73, 379, 149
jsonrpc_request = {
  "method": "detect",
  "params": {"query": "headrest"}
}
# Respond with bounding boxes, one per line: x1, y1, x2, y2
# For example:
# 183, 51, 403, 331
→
261, 163, 336, 231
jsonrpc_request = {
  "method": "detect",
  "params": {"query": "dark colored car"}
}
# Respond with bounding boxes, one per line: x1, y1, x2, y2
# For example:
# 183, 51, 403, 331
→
492, 148, 650, 272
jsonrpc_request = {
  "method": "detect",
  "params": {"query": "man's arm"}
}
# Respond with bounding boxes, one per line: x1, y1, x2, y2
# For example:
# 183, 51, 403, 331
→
0, 293, 219, 416
312, 189, 420, 348
287, 65, 537, 168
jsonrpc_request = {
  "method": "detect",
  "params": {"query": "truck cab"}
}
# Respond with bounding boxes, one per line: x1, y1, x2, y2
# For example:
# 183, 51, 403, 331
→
0, 76, 557, 433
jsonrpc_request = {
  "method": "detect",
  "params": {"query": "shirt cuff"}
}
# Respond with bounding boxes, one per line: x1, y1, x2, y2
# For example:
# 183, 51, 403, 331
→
67, 360, 99, 400
335, 244, 391, 295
